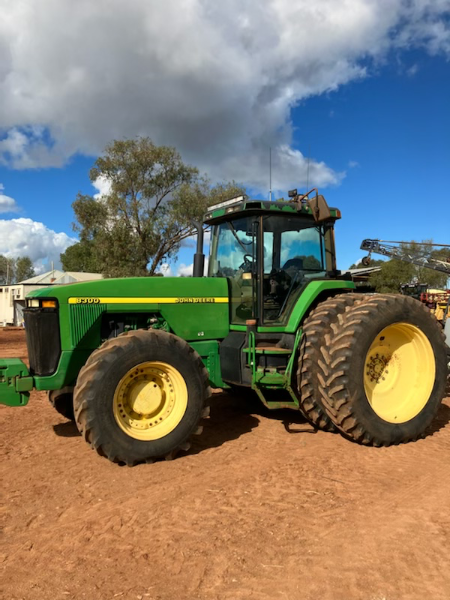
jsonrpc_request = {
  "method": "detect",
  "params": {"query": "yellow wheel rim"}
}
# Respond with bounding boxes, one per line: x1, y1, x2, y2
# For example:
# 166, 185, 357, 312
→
113, 361, 188, 441
364, 323, 435, 423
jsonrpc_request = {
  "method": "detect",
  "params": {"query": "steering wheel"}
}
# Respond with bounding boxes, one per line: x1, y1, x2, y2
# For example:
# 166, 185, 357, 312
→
240, 254, 254, 271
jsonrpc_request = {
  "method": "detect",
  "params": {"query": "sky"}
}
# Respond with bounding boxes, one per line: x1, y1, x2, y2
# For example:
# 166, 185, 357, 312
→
0, 0, 449, 276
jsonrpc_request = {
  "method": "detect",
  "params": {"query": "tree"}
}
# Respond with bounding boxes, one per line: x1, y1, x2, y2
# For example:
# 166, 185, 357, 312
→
369, 259, 416, 293
15, 257, 35, 282
369, 241, 449, 293
0, 256, 15, 284
61, 241, 100, 273
349, 258, 385, 269
0, 255, 35, 284
61, 138, 244, 277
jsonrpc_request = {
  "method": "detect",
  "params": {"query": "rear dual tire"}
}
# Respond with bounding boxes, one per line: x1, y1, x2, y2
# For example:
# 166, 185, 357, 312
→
297, 293, 366, 431
318, 294, 447, 445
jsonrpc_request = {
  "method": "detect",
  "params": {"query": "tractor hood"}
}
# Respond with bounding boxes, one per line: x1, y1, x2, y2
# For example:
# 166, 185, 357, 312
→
26, 276, 229, 305
26, 276, 231, 342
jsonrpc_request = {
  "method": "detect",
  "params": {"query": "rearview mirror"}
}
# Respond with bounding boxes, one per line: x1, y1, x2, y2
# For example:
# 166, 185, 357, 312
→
308, 193, 331, 222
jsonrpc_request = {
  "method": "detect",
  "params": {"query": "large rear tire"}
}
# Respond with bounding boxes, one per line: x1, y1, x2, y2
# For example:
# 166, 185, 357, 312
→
73, 329, 211, 465
319, 294, 447, 445
297, 293, 365, 431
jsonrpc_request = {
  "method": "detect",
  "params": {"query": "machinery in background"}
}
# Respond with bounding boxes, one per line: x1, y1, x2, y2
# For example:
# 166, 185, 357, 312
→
361, 239, 450, 324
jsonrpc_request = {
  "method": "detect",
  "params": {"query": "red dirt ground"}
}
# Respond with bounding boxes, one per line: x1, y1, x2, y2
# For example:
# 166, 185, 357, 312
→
1, 329, 450, 600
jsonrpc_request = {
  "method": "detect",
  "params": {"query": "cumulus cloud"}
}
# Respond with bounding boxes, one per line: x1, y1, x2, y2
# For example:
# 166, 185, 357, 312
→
156, 263, 174, 277
0, 183, 19, 214
92, 175, 112, 199
0, 1, 449, 191
177, 257, 209, 277
177, 263, 194, 277
0, 218, 77, 273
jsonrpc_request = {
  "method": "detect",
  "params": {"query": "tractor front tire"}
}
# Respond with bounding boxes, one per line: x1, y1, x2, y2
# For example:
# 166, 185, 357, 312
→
297, 293, 365, 431
48, 388, 74, 421
319, 294, 447, 445
73, 329, 211, 465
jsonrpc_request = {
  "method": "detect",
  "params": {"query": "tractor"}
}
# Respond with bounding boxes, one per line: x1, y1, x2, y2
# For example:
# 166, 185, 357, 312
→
0, 190, 447, 465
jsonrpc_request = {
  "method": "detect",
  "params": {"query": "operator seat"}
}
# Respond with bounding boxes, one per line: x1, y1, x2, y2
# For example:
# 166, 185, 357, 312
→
282, 257, 304, 279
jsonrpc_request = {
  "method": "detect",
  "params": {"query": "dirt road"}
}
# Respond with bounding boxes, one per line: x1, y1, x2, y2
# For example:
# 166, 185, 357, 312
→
1, 329, 450, 600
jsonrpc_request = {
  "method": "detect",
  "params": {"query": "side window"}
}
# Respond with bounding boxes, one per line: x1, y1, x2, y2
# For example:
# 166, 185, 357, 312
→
263, 217, 326, 323
280, 228, 324, 275
209, 217, 258, 324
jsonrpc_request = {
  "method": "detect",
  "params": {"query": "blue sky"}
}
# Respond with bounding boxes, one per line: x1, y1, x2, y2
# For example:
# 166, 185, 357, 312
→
0, 2, 449, 275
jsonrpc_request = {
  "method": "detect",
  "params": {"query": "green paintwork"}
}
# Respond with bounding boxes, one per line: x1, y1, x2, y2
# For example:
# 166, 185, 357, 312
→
0, 358, 32, 406
26, 277, 230, 391
204, 198, 341, 224
264, 280, 355, 332
29, 277, 230, 347
189, 340, 227, 388
0, 197, 357, 410
2, 277, 355, 397
245, 328, 303, 409
230, 280, 355, 333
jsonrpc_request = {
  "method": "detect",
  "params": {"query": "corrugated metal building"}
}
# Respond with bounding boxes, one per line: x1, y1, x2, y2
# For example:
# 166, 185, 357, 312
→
0, 270, 103, 326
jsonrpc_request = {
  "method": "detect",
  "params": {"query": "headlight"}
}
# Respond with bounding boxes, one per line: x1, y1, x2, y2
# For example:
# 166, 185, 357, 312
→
27, 298, 58, 308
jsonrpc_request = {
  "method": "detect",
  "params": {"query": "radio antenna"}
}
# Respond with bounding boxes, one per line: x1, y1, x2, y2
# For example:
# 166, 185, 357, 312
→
306, 145, 311, 193
269, 146, 272, 201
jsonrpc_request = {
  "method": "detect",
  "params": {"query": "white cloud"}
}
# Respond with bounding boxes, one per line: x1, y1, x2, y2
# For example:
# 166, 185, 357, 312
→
156, 263, 173, 277
0, 218, 77, 272
92, 175, 112, 199
0, 183, 19, 214
177, 263, 194, 277
177, 257, 209, 277
0, 1, 448, 190
406, 64, 419, 77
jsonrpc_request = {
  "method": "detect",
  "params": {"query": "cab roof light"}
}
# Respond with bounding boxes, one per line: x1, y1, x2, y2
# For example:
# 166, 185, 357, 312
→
207, 195, 245, 212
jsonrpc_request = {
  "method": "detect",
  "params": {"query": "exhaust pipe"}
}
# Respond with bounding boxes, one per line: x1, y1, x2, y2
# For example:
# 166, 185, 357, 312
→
193, 221, 205, 277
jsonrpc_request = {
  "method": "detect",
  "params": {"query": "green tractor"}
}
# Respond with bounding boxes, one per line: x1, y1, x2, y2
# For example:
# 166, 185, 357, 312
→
0, 190, 447, 464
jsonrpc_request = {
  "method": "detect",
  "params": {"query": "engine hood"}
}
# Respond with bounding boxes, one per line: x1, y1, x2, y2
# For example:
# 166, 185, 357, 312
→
26, 276, 229, 305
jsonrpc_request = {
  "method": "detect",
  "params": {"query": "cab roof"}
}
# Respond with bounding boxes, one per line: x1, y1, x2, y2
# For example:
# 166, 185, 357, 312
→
203, 199, 341, 225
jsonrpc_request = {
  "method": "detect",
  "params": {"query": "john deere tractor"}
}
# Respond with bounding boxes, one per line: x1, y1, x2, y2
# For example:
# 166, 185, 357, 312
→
0, 190, 447, 464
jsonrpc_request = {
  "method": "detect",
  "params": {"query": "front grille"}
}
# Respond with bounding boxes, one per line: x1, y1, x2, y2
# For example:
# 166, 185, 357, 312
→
24, 309, 61, 376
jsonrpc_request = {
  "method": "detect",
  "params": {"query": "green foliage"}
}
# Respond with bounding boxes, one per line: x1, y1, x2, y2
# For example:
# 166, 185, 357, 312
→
369, 241, 449, 293
349, 258, 385, 269
60, 241, 100, 273
369, 259, 415, 293
15, 257, 35, 283
301, 255, 322, 270
62, 137, 245, 277
0, 255, 35, 284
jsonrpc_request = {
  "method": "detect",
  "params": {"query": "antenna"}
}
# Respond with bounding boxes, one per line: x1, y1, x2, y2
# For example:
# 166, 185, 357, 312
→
269, 147, 272, 201
306, 145, 311, 193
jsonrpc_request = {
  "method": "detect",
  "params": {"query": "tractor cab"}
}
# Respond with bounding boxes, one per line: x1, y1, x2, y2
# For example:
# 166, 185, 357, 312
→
204, 189, 342, 326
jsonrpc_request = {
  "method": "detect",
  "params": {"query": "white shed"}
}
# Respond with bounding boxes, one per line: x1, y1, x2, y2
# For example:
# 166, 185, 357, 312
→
0, 270, 103, 326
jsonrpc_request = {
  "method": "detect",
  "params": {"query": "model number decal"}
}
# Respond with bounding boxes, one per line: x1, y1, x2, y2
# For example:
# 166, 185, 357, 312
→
75, 298, 101, 304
